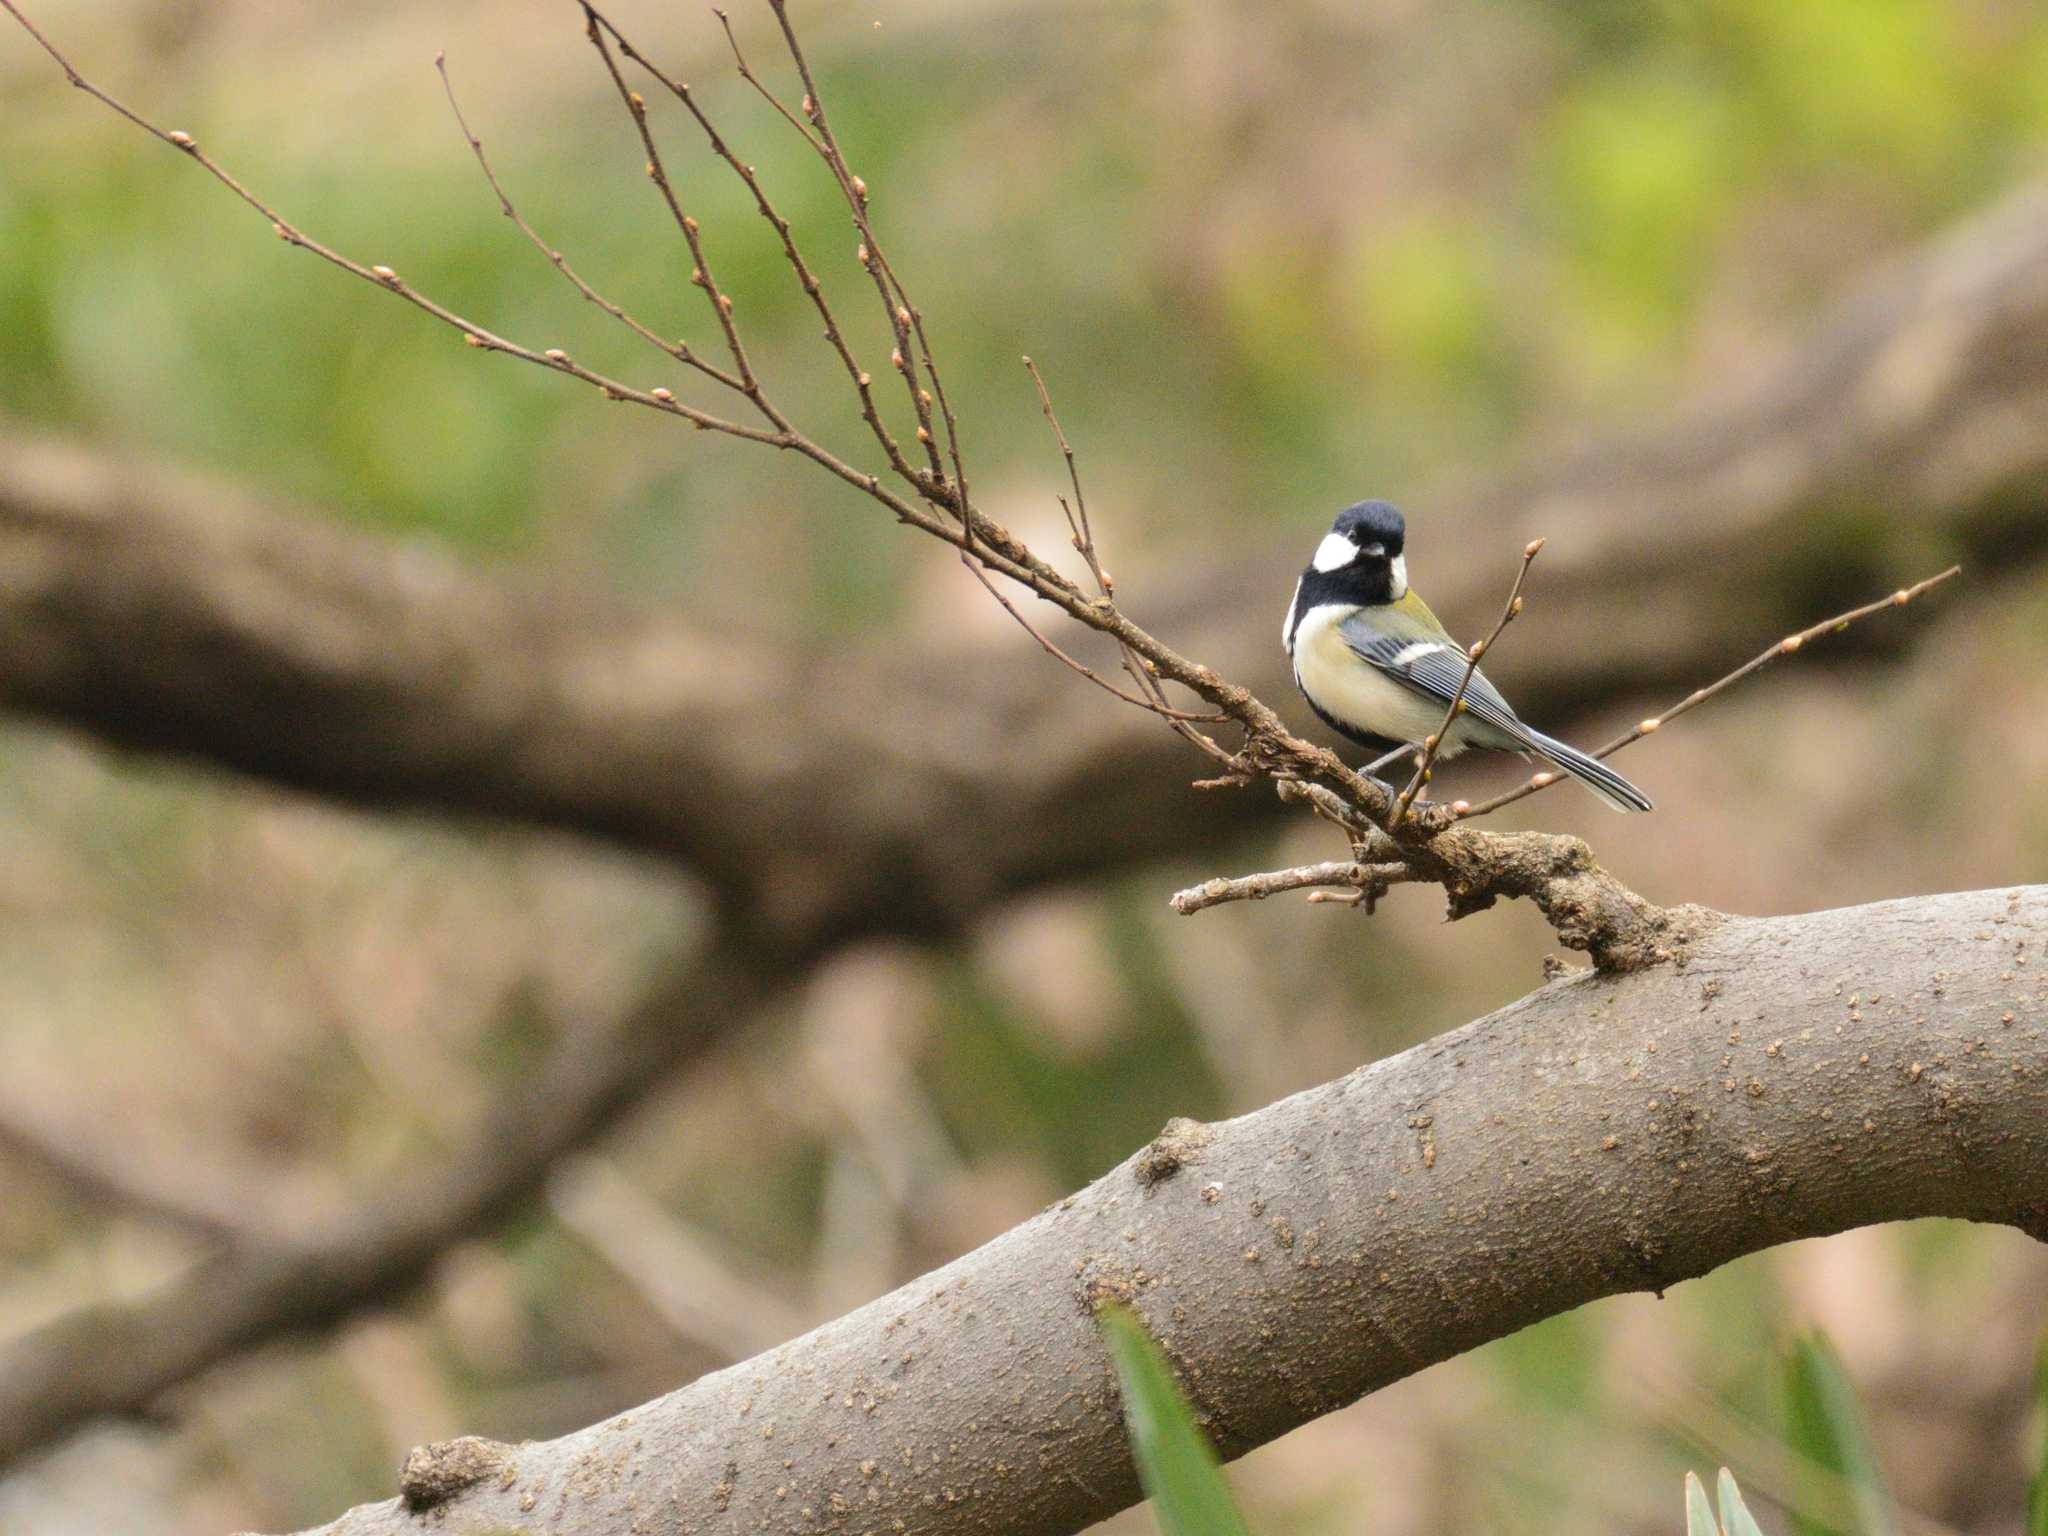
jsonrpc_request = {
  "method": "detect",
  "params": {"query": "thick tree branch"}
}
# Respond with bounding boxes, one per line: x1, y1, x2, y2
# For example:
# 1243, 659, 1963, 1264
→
247, 884, 2047, 1536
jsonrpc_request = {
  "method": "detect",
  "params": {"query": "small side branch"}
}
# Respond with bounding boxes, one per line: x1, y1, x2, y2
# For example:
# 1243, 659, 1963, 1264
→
1457, 564, 1963, 820
1389, 537, 1543, 828
435, 54, 745, 394
1169, 860, 1417, 915
578, 7, 777, 424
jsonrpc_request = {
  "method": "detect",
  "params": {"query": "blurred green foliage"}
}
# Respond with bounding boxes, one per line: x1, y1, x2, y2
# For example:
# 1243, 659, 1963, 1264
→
2032, 1338, 2048, 1536
4, 0, 2045, 612
1783, 1332, 1898, 1536
1099, 1302, 1254, 1536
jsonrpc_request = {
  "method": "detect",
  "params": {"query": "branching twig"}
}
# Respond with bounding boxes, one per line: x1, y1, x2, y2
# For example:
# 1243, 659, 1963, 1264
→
435, 54, 745, 395
1388, 537, 1543, 828
1456, 564, 1963, 820
1168, 860, 1418, 916
580, 2, 917, 487
748, 1, 952, 491
578, 10, 775, 423
0, 0, 1396, 840
0, 0, 1965, 971
1020, 356, 1237, 762
0, 0, 804, 447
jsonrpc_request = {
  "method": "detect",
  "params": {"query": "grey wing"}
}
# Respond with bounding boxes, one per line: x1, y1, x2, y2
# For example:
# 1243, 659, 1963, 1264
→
1336, 614, 1536, 748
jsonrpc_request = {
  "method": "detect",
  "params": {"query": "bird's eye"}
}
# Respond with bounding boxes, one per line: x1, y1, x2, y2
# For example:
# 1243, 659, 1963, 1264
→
1361, 542, 1384, 558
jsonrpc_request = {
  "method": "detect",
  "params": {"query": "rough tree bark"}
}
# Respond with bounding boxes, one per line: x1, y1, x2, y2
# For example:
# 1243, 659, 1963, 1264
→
255, 884, 2046, 1536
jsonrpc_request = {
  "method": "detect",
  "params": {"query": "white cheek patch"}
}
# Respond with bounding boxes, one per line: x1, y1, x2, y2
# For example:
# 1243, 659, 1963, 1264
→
1388, 554, 1408, 599
1312, 532, 1356, 573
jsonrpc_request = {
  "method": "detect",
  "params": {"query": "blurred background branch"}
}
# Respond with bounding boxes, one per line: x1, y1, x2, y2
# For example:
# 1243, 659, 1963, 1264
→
3, 171, 2043, 929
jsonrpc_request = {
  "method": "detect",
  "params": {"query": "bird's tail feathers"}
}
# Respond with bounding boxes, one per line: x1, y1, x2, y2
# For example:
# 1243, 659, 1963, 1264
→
1523, 730, 1653, 813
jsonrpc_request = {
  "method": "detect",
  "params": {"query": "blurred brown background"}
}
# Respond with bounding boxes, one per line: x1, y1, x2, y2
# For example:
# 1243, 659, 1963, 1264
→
2, 1, 2047, 1532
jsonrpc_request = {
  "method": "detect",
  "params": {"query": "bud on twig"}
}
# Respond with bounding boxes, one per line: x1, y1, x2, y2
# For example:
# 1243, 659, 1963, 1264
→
462, 333, 482, 347
371, 265, 399, 284
1780, 635, 1803, 654
690, 268, 706, 287
916, 427, 932, 444
1637, 717, 1661, 734
1530, 771, 1558, 788
1524, 537, 1545, 558
651, 387, 675, 403
856, 243, 870, 268
1449, 800, 1472, 816
167, 129, 195, 148
851, 174, 868, 202
890, 348, 905, 370
545, 348, 568, 363
857, 371, 871, 388
683, 216, 699, 235
895, 306, 911, 328
1510, 595, 1524, 616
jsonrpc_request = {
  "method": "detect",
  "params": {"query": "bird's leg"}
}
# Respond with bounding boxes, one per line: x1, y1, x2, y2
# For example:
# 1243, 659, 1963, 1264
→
1360, 743, 1414, 777
1358, 743, 1433, 809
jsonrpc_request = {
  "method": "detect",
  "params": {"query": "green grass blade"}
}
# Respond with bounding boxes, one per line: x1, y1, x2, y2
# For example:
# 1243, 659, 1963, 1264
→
2027, 1335, 2048, 1536
1687, 1470, 1722, 1536
1718, 1467, 1769, 1536
1783, 1331, 1898, 1536
1097, 1303, 1254, 1536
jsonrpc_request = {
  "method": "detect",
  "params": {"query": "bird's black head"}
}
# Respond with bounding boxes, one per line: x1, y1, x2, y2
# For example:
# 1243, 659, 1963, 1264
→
1303, 499, 1409, 605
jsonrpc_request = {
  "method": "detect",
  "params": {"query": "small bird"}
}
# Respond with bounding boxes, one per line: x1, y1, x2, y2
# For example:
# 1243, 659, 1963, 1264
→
1283, 500, 1652, 812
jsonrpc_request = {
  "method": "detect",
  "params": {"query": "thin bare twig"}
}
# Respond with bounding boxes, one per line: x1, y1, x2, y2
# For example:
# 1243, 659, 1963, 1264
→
1023, 358, 1107, 594
954, 555, 1226, 722
577, 8, 778, 426
1389, 537, 1543, 828
1017, 356, 1238, 762
758, 0, 957, 496
1456, 564, 1963, 820
0, 0, 800, 447
580, 2, 916, 486
1168, 860, 1419, 916
435, 54, 745, 395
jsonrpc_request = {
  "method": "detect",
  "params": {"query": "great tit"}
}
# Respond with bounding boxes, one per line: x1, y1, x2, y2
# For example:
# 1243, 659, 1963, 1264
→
1282, 500, 1653, 813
